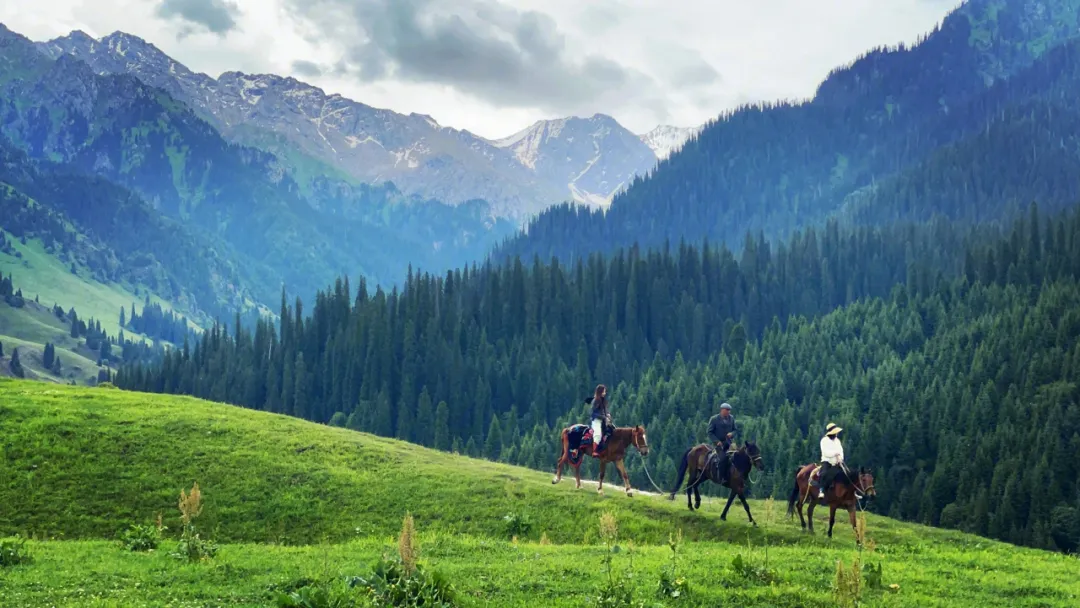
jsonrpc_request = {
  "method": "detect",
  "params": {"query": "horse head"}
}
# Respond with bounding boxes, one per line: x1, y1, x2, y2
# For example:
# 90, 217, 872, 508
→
743, 440, 765, 471
632, 425, 649, 456
857, 466, 876, 498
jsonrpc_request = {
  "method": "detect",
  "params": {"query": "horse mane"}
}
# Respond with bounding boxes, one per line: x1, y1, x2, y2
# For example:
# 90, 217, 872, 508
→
834, 464, 864, 487
731, 450, 751, 472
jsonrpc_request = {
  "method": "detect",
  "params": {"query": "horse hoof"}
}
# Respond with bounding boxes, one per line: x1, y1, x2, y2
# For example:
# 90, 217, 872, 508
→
626, 491, 634, 497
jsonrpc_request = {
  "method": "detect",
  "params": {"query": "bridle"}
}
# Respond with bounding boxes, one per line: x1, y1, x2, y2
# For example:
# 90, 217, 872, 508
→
840, 463, 875, 499
632, 427, 648, 453
743, 445, 764, 484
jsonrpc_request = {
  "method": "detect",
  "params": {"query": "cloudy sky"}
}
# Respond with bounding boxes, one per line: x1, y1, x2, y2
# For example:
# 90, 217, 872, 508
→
1, 0, 961, 138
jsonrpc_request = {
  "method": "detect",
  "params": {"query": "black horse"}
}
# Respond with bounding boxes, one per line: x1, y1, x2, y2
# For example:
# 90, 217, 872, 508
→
668, 441, 765, 525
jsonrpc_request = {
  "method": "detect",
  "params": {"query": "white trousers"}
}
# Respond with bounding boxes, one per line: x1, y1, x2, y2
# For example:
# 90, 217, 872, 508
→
591, 419, 603, 443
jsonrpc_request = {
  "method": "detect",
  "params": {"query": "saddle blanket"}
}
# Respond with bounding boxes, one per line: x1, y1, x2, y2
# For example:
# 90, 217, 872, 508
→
567, 423, 613, 465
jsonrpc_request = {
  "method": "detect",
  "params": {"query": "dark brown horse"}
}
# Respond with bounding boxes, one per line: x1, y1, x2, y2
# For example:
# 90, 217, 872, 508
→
668, 442, 764, 525
552, 425, 649, 496
787, 463, 876, 540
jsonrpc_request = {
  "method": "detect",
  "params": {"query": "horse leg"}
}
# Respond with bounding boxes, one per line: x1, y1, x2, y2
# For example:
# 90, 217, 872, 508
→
806, 500, 817, 535
597, 461, 606, 494
693, 482, 702, 510
797, 498, 807, 531
573, 462, 582, 489
828, 505, 837, 539
553, 433, 568, 484
849, 505, 859, 544
721, 489, 736, 521
738, 492, 756, 526
685, 466, 695, 510
615, 459, 633, 497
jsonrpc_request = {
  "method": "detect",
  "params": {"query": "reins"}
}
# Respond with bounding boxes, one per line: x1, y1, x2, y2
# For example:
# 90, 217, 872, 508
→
631, 429, 672, 495
840, 462, 874, 508
639, 455, 671, 495
746, 454, 763, 485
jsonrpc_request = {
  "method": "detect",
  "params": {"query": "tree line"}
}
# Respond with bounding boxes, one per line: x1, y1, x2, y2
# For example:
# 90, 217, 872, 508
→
115, 203, 1080, 550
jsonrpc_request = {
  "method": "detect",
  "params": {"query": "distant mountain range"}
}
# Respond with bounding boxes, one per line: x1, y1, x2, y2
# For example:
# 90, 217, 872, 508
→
497, 0, 1080, 263
0, 20, 703, 326
0, 22, 517, 323
37, 30, 700, 218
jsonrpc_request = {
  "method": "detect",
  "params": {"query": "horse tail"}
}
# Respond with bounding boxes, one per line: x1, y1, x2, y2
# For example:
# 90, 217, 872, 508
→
787, 466, 802, 517
668, 447, 692, 500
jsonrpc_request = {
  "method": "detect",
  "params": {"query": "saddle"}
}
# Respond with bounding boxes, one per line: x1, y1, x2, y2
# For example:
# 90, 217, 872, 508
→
567, 423, 614, 464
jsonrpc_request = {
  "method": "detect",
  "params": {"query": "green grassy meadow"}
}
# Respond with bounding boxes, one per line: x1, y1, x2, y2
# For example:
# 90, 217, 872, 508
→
0, 231, 180, 339
0, 379, 1076, 607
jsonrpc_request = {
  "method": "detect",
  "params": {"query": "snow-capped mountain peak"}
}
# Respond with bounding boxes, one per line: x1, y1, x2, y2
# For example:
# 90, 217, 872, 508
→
638, 124, 703, 161
492, 114, 658, 207
36, 28, 677, 218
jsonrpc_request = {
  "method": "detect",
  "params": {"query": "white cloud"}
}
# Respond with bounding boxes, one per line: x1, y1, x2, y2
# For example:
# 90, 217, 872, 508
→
0, 0, 960, 138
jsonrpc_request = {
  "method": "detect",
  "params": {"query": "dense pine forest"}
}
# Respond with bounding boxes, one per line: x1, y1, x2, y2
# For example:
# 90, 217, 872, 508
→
116, 203, 1080, 552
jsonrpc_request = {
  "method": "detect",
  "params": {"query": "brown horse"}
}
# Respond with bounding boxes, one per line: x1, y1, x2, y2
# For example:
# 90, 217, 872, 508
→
668, 442, 764, 525
552, 425, 649, 496
787, 463, 876, 540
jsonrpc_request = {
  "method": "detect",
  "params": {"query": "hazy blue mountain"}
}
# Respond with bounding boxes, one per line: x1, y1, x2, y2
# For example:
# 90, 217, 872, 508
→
38, 30, 673, 219
0, 23, 514, 319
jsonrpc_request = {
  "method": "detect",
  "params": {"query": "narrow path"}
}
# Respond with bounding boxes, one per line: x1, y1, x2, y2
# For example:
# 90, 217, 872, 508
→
566, 478, 664, 497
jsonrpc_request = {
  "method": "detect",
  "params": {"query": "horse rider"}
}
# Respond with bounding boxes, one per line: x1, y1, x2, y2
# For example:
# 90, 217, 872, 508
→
590, 384, 610, 449
707, 402, 737, 482
817, 422, 861, 499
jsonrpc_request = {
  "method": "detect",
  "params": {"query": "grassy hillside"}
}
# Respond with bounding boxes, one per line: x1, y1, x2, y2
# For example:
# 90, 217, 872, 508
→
0, 379, 1077, 607
0, 329, 101, 384
0, 231, 180, 339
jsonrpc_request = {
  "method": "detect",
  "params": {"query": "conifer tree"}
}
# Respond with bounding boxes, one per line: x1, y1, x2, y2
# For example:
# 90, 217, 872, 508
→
293, 353, 309, 420
9, 347, 24, 378
415, 388, 434, 447
485, 414, 503, 461
434, 401, 451, 451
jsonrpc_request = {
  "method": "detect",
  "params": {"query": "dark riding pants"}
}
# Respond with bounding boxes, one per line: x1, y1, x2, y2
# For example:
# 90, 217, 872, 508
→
712, 439, 732, 480
818, 462, 838, 492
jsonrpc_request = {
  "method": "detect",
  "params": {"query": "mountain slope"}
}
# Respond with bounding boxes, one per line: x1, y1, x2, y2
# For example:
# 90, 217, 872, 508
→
495, 0, 1080, 262
36, 29, 665, 217
0, 377, 747, 545
0, 23, 515, 316
491, 114, 658, 207
2, 378, 1079, 607
0, 136, 259, 319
